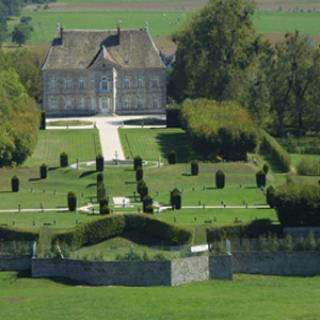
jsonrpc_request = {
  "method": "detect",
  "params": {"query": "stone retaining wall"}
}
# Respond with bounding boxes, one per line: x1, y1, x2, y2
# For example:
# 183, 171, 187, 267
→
0, 256, 31, 271
233, 252, 320, 276
209, 255, 233, 280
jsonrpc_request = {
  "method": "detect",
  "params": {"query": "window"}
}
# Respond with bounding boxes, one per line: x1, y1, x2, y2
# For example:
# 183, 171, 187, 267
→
49, 78, 57, 90
152, 97, 160, 109
123, 78, 130, 89
123, 97, 130, 109
50, 97, 58, 109
151, 78, 159, 89
80, 97, 85, 109
100, 77, 109, 92
79, 79, 86, 90
64, 79, 72, 90
137, 98, 144, 109
65, 97, 72, 109
138, 77, 144, 89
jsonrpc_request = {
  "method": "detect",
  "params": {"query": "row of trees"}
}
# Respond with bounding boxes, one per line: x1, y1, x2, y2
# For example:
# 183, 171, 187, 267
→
169, 0, 320, 136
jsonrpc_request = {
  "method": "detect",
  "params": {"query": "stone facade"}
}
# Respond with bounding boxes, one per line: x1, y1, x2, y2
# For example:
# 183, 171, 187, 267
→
0, 256, 31, 271
42, 27, 167, 116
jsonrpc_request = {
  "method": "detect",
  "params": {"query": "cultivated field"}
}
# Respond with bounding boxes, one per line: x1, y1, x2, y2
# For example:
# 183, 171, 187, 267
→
0, 272, 320, 320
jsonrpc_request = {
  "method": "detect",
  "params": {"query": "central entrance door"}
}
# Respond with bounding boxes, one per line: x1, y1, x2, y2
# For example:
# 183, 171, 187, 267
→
99, 97, 112, 114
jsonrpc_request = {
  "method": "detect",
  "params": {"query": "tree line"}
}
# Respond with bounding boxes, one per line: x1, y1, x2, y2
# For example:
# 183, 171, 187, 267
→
169, 0, 320, 137
0, 49, 40, 166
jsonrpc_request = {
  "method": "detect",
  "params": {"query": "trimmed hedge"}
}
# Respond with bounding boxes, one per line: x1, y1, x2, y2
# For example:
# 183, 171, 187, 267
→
96, 155, 104, 172
297, 158, 320, 176
67, 192, 77, 212
11, 176, 19, 193
40, 163, 48, 179
206, 219, 282, 242
168, 150, 177, 164
136, 167, 143, 182
266, 185, 275, 208
191, 160, 199, 176
143, 195, 153, 214
134, 156, 143, 171
60, 152, 69, 168
256, 170, 266, 188
96, 173, 104, 184
137, 180, 148, 202
40, 111, 46, 130
52, 214, 192, 248
182, 99, 258, 161
99, 199, 110, 215
259, 130, 291, 172
166, 105, 181, 128
215, 170, 225, 189
273, 183, 320, 227
0, 226, 39, 241
170, 188, 182, 210
97, 183, 107, 203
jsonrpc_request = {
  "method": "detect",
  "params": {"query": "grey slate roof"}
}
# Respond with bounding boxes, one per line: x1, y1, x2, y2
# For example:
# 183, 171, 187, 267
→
42, 28, 165, 70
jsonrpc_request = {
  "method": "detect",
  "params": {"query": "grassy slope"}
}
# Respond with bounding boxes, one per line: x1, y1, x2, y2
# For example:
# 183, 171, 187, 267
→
0, 272, 320, 320
8, 11, 320, 44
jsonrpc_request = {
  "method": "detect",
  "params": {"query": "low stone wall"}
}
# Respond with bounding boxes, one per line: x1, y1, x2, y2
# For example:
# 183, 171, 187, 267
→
32, 255, 232, 286
171, 256, 209, 285
284, 227, 320, 239
233, 252, 320, 276
0, 256, 31, 271
32, 258, 172, 286
209, 255, 233, 280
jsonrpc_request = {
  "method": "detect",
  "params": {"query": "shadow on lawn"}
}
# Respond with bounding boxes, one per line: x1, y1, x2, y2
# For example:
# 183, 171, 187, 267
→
155, 132, 195, 163
0, 190, 12, 194
79, 170, 96, 178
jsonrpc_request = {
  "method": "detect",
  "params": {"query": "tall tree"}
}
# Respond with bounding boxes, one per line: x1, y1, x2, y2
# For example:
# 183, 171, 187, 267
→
169, 0, 259, 102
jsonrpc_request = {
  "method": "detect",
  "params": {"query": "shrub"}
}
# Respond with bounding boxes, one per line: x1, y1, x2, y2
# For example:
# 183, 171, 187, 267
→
181, 99, 258, 161
136, 167, 143, 182
67, 192, 77, 212
279, 234, 293, 251
11, 176, 19, 193
40, 111, 46, 130
60, 152, 69, 168
170, 188, 182, 210
273, 183, 320, 226
168, 150, 177, 164
99, 199, 110, 215
256, 170, 266, 188
259, 130, 291, 172
297, 158, 320, 176
143, 195, 153, 214
96, 154, 104, 172
266, 185, 276, 208
0, 226, 39, 242
134, 156, 143, 171
263, 163, 269, 174
40, 163, 48, 179
206, 219, 282, 242
191, 160, 199, 176
137, 180, 148, 202
52, 214, 192, 248
96, 173, 104, 185
215, 170, 225, 189
166, 104, 181, 128
97, 183, 107, 203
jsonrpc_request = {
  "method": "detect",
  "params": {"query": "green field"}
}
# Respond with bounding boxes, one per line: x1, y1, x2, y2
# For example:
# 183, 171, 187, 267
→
8, 11, 320, 44
24, 129, 101, 167
291, 153, 320, 168
1, 272, 320, 320
48, 120, 93, 127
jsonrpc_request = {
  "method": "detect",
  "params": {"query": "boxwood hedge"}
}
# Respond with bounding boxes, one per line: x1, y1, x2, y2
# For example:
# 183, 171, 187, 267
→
52, 214, 192, 248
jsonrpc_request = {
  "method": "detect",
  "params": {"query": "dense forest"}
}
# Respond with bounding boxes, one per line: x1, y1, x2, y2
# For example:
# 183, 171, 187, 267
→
169, 0, 320, 137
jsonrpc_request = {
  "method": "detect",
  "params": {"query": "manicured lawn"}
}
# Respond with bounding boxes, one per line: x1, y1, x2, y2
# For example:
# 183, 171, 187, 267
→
157, 208, 278, 226
0, 272, 320, 320
24, 129, 101, 167
290, 153, 320, 168
0, 211, 96, 229
119, 128, 195, 161
48, 120, 93, 127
